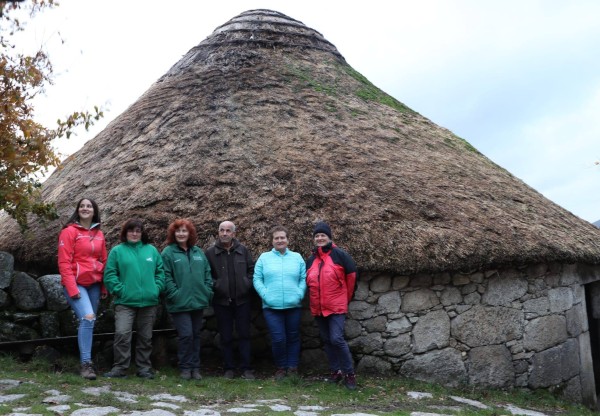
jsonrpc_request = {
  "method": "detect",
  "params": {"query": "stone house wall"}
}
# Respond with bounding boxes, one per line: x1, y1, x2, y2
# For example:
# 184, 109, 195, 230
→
1, 250, 598, 406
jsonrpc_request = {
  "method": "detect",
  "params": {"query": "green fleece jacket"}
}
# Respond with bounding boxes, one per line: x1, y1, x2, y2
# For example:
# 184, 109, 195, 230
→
161, 243, 213, 313
104, 241, 165, 307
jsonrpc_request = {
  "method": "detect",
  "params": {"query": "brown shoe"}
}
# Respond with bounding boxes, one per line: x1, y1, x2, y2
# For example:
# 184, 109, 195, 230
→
80, 362, 96, 380
274, 368, 286, 381
191, 369, 202, 380
180, 369, 192, 380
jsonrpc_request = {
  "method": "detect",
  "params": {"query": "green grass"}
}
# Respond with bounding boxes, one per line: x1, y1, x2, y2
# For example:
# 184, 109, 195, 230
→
0, 353, 596, 416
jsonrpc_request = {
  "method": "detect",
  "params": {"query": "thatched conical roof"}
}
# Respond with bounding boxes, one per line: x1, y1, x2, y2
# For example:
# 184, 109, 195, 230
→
2, 9, 600, 274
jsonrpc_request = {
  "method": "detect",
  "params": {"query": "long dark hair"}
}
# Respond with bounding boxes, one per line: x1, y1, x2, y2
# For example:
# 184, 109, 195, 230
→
63, 198, 101, 228
119, 218, 149, 244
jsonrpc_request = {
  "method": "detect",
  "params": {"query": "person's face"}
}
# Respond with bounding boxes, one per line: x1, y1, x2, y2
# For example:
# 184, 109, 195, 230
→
175, 226, 189, 247
127, 227, 142, 243
218, 222, 236, 245
78, 199, 94, 222
314, 232, 331, 247
272, 231, 288, 252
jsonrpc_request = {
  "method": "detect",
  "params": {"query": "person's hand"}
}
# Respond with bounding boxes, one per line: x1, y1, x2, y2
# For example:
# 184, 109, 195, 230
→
101, 292, 108, 300
71, 293, 81, 300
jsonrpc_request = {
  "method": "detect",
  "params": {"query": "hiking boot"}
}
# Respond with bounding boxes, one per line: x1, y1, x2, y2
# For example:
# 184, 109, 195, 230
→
136, 369, 155, 379
224, 369, 235, 379
343, 373, 357, 390
326, 370, 343, 384
180, 369, 192, 380
80, 362, 96, 380
274, 367, 286, 381
241, 370, 255, 380
191, 369, 202, 380
103, 368, 127, 378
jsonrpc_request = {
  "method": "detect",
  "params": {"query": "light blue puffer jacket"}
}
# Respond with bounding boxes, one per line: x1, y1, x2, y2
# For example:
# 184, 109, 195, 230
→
253, 248, 306, 309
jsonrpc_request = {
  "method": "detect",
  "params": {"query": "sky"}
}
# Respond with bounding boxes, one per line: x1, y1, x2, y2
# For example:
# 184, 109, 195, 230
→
11, 0, 600, 223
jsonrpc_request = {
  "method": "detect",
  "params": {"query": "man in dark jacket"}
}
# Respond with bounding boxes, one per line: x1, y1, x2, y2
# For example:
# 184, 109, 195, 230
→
205, 221, 255, 379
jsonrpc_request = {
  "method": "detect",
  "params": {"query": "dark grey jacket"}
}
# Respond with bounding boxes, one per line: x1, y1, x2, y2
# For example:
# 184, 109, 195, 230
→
205, 239, 254, 306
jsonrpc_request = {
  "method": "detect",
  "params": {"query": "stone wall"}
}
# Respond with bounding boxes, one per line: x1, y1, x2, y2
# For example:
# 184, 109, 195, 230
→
1, 251, 597, 405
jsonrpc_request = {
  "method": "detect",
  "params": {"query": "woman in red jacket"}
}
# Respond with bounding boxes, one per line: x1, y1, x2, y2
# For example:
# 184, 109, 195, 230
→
306, 222, 358, 390
58, 198, 107, 380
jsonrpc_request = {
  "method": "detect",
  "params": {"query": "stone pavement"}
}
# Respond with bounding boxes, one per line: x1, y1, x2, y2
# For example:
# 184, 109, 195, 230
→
0, 379, 552, 416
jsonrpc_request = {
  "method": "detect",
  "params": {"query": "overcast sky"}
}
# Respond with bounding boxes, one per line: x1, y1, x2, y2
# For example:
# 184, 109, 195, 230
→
13, 0, 600, 223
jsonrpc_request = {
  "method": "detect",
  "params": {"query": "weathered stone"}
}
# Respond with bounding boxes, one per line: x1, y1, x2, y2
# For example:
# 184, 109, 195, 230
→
548, 287, 573, 313
386, 317, 412, 336
579, 331, 597, 407
452, 274, 470, 286
451, 305, 523, 347
559, 264, 579, 286
363, 316, 387, 333
375, 291, 401, 314
433, 272, 451, 285
566, 303, 586, 337
383, 333, 411, 357
572, 284, 585, 306
353, 280, 369, 301
38, 274, 69, 311
513, 359, 529, 374
523, 315, 567, 352
561, 376, 583, 403
527, 263, 548, 279
401, 289, 439, 313
344, 318, 362, 339
460, 283, 477, 295
410, 274, 432, 287
39, 312, 61, 338
523, 297, 549, 317
529, 338, 579, 388
348, 300, 376, 320
9, 272, 45, 311
348, 332, 383, 354
440, 287, 462, 306
357, 355, 392, 374
0, 320, 40, 342
370, 275, 391, 293
0, 251, 14, 289
470, 272, 484, 283
300, 348, 328, 370
0, 290, 9, 308
400, 348, 467, 387
392, 275, 410, 290
413, 310, 450, 353
481, 274, 527, 306
463, 292, 481, 305
467, 345, 514, 388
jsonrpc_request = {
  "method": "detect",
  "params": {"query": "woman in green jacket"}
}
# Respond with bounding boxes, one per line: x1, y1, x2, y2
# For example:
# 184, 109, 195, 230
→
103, 218, 165, 379
162, 219, 213, 380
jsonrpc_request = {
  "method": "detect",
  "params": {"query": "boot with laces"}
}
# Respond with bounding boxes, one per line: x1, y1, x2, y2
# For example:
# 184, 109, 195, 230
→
80, 362, 96, 380
343, 373, 357, 390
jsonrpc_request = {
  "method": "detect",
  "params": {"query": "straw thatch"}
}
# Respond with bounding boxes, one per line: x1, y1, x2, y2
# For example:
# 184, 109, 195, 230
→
1, 9, 600, 274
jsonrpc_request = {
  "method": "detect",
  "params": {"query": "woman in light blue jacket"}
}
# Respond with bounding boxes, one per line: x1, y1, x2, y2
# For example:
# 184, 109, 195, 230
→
253, 225, 306, 379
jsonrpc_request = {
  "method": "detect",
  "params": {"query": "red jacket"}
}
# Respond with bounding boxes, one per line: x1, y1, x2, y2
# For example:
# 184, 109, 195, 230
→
306, 243, 357, 317
58, 223, 108, 297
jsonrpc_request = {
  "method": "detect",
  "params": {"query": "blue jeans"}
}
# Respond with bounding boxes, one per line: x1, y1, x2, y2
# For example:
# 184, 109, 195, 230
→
170, 310, 204, 370
316, 314, 354, 374
214, 302, 252, 370
263, 307, 302, 369
63, 283, 101, 363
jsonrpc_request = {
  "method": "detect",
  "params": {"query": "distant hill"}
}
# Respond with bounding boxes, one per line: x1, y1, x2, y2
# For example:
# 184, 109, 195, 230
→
594, 220, 600, 228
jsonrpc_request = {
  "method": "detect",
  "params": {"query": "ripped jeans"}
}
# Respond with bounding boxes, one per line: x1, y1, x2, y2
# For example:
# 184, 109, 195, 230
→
64, 284, 101, 363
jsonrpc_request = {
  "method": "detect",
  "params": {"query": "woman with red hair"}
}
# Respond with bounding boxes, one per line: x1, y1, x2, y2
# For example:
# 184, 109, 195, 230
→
161, 219, 213, 380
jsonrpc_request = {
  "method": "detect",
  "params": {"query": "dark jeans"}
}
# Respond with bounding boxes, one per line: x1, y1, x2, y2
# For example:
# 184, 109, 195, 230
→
214, 302, 252, 370
315, 314, 354, 374
112, 304, 157, 372
170, 309, 204, 370
263, 307, 302, 369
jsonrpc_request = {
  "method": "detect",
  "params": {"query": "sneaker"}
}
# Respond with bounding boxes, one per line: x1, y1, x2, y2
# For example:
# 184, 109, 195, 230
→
326, 370, 343, 383
180, 369, 192, 380
343, 373, 357, 390
191, 369, 202, 380
224, 369, 235, 379
274, 367, 286, 381
241, 370, 255, 380
136, 369, 155, 379
80, 362, 96, 380
103, 368, 127, 378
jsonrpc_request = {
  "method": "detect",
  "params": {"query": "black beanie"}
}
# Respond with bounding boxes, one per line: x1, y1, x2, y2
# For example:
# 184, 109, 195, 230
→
313, 221, 332, 239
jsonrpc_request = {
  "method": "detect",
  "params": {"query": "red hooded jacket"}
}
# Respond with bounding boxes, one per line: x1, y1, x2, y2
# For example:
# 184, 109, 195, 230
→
58, 223, 108, 298
306, 243, 357, 317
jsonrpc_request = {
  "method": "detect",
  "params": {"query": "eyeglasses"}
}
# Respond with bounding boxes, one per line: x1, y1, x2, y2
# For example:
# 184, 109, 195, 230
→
127, 229, 142, 234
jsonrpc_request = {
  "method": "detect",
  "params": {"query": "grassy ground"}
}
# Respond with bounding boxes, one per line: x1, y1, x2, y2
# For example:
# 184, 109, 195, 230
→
0, 352, 597, 416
